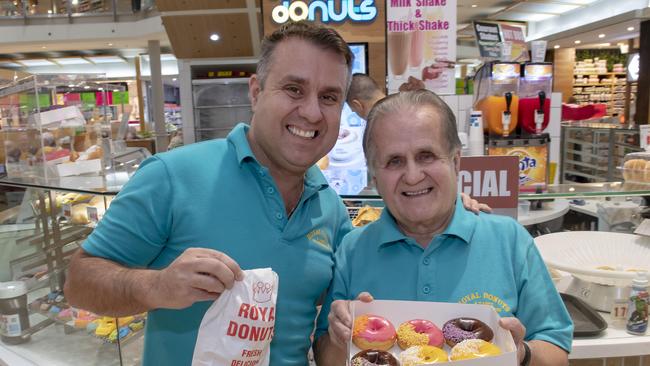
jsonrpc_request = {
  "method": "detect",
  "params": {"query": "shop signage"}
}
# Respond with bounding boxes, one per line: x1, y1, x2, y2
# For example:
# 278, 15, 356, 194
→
473, 21, 501, 59
271, 0, 378, 24
386, 0, 456, 94
500, 24, 529, 62
458, 155, 518, 211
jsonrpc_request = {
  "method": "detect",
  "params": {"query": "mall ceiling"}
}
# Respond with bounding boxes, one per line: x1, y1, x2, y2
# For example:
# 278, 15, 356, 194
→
0, 0, 646, 67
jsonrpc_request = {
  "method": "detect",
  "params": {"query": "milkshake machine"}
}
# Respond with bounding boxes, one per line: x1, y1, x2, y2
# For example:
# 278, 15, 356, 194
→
474, 62, 520, 137
518, 63, 552, 135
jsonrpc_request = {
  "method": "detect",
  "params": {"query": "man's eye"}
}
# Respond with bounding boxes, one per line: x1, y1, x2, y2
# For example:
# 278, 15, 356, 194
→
418, 152, 437, 163
321, 94, 338, 104
286, 86, 302, 96
386, 157, 403, 168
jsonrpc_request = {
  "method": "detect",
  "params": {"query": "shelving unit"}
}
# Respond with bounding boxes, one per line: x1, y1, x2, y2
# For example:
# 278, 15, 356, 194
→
560, 122, 642, 183
573, 72, 627, 116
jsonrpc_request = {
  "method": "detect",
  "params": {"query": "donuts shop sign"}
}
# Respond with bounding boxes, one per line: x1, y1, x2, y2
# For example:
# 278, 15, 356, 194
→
458, 156, 519, 217
271, 0, 378, 24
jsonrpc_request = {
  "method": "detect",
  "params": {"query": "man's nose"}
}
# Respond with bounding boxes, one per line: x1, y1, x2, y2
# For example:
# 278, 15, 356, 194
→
403, 160, 424, 184
298, 95, 323, 123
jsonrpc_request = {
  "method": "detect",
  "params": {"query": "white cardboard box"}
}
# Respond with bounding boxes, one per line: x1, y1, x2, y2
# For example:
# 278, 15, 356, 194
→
55, 159, 102, 177
349, 300, 517, 365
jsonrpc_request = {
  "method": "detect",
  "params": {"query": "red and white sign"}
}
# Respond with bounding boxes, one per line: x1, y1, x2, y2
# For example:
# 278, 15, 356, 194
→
458, 156, 519, 210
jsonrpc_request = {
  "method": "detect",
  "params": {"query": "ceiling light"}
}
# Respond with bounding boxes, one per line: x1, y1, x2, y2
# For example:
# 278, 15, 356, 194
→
108, 43, 113, 46
68, 84, 75, 88
52, 57, 90, 65
627, 26, 634, 31
172, 78, 177, 81
471, 4, 477, 7
209, 33, 220, 42
86, 56, 126, 63
42, 46, 46, 49
554, 45, 560, 49
19, 59, 55, 67
98, 87, 104, 91
72, 0, 78, 4
47, 10, 52, 14
574, 40, 581, 44
598, 34, 605, 38
84, 86, 90, 89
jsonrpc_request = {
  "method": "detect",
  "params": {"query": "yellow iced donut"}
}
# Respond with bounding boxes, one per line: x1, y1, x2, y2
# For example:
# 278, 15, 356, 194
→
450, 339, 502, 361
399, 345, 448, 365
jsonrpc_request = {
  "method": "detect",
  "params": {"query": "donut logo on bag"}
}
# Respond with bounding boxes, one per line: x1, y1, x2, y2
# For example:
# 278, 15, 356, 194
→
253, 281, 273, 303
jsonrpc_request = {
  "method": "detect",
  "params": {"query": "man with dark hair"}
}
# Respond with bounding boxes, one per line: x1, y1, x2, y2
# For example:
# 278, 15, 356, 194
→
346, 73, 385, 119
65, 22, 355, 366
315, 90, 573, 366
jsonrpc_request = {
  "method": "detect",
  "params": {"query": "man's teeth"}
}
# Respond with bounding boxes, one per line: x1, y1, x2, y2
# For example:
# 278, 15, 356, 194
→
288, 126, 316, 138
404, 188, 431, 196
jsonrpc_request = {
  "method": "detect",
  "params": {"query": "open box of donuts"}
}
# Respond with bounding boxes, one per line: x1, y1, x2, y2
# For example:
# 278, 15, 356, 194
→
349, 300, 517, 365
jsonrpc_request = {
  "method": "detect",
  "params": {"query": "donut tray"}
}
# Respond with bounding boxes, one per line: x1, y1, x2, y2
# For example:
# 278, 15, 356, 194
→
349, 299, 517, 365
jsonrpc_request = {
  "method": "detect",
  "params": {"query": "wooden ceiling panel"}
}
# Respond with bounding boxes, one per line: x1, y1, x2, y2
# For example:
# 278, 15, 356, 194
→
157, 0, 247, 12
163, 14, 253, 58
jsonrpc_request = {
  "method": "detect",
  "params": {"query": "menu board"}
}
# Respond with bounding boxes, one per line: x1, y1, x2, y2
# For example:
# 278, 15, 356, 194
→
387, 0, 457, 94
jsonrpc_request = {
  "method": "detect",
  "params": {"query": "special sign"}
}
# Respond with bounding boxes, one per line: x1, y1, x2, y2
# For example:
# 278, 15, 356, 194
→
458, 155, 519, 209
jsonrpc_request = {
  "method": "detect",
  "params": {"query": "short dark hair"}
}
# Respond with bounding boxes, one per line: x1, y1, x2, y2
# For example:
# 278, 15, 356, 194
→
257, 22, 354, 90
363, 90, 461, 169
346, 73, 383, 105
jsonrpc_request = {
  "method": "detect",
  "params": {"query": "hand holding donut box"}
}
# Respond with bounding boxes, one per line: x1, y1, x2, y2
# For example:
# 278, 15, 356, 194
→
349, 300, 517, 365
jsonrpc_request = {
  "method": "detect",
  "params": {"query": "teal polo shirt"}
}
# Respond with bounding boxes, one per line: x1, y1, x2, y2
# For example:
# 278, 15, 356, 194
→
83, 123, 353, 366
315, 195, 573, 353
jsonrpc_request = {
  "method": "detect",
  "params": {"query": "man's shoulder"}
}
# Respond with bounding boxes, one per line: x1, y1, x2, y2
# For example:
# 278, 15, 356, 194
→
338, 221, 382, 254
156, 139, 229, 166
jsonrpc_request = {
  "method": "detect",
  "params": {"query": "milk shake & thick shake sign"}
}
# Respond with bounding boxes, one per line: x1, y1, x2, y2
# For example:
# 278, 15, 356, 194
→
387, 0, 456, 94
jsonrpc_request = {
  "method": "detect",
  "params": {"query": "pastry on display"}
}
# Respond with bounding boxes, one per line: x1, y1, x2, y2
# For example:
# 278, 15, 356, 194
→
399, 345, 448, 365
352, 314, 397, 351
352, 206, 382, 227
449, 339, 502, 361
396, 319, 444, 349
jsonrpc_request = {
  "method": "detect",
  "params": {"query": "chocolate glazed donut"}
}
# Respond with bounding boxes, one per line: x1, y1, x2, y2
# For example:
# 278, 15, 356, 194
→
351, 349, 399, 366
442, 317, 494, 347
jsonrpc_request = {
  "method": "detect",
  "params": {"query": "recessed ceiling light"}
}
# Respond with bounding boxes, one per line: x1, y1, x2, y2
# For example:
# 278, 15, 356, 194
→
53, 57, 90, 65
209, 33, 220, 42
68, 84, 75, 88
172, 78, 177, 81
554, 45, 560, 49
574, 40, 581, 44
47, 10, 52, 14
42, 46, 46, 49
98, 87, 104, 91
471, 4, 477, 7
84, 86, 90, 89
108, 43, 113, 46
598, 34, 605, 38
627, 26, 634, 31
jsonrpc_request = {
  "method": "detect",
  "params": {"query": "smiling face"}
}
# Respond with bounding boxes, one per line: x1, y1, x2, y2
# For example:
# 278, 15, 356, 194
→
247, 37, 349, 177
370, 105, 460, 236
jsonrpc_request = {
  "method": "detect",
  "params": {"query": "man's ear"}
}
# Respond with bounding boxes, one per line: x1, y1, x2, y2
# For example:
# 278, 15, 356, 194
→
249, 74, 261, 110
349, 99, 364, 117
453, 149, 461, 175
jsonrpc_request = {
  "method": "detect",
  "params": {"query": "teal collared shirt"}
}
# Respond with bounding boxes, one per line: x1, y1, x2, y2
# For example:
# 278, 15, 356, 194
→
315, 195, 573, 353
84, 123, 353, 366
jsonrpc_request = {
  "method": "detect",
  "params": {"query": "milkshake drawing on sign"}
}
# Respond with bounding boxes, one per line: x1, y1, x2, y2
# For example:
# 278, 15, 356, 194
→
409, 27, 425, 70
388, 30, 412, 81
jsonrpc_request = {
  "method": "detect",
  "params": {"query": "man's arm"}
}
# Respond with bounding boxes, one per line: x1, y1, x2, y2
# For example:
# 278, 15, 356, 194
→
528, 340, 569, 366
65, 248, 243, 316
314, 333, 347, 366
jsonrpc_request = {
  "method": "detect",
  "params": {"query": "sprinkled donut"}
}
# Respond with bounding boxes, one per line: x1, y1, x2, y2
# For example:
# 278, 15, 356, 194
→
352, 314, 397, 351
442, 317, 494, 347
396, 319, 444, 349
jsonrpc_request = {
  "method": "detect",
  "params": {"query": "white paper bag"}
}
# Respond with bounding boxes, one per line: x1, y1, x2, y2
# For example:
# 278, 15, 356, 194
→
192, 268, 279, 366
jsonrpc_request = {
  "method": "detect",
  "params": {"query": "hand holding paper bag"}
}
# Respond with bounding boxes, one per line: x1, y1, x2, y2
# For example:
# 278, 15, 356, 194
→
192, 268, 279, 366
150, 248, 244, 310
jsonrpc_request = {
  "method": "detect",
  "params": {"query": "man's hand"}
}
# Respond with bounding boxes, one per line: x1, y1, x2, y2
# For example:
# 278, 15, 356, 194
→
499, 317, 527, 364
150, 248, 244, 309
460, 192, 492, 214
327, 292, 374, 348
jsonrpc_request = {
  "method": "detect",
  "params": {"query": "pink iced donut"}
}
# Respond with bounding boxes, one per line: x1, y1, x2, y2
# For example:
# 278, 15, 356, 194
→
352, 314, 397, 351
397, 319, 444, 349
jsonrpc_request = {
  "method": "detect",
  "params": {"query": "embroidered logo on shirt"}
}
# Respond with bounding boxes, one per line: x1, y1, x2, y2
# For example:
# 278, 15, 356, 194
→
307, 229, 331, 249
458, 291, 511, 314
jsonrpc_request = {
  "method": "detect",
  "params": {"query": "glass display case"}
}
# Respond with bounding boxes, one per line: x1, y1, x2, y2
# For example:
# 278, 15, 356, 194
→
560, 121, 641, 183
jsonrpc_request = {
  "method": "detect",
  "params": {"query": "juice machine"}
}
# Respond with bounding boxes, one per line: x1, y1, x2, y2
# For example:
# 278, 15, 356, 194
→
474, 62, 520, 137
518, 63, 552, 135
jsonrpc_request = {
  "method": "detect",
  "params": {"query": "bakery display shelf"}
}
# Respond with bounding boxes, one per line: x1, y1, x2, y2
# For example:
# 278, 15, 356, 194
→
565, 149, 608, 161
573, 72, 627, 76
565, 137, 609, 148
28, 291, 146, 346
0, 176, 121, 196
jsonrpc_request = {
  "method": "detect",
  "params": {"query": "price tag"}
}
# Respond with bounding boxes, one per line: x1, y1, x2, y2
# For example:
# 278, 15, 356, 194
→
62, 204, 72, 219
86, 206, 99, 223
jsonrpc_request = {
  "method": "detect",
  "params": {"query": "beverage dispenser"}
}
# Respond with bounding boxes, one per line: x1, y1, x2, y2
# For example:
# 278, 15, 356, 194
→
518, 63, 552, 135
474, 62, 520, 137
